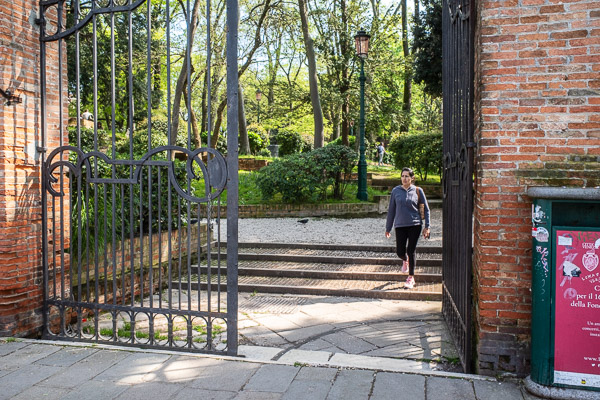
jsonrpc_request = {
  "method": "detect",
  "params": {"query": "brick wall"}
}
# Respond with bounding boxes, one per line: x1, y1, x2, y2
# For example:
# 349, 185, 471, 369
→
474, 0, 600, 375
0, 0, 65, 337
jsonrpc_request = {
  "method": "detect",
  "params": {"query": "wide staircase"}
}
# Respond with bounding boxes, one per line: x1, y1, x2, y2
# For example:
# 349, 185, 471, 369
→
187, 242, 443, 301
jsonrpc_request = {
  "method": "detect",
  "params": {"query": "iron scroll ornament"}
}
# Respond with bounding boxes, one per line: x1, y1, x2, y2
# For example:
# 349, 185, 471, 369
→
39, 0, 147, 42
44, 145, 228, 203
442, 144, 470, 199
445, 0, 470, 23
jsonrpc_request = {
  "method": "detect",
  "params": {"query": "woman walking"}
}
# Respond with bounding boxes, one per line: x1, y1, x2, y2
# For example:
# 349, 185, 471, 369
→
385, 167, 430, 289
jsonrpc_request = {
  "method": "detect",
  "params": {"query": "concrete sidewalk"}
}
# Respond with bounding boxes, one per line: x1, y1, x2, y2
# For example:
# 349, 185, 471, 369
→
0, 339, 534, 400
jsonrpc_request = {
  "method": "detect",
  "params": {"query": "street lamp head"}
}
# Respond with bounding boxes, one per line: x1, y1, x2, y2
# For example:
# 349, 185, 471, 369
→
255, 89, 262, 102
354, 30, 370, 59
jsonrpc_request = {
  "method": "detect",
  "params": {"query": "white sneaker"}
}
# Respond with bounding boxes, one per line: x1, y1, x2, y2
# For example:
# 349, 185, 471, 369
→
405, 276, 415, 289
401, 259, 409, 274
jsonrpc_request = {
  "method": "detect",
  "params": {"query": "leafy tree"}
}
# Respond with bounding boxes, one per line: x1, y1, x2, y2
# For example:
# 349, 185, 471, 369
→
412, 0, 442, 97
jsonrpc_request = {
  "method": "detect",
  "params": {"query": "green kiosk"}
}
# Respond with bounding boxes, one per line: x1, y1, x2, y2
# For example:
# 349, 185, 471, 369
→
526, 187, 600, 399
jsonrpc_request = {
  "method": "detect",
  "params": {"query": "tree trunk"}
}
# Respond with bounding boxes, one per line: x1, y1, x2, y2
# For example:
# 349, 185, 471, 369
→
238, 84, 251, 154
298, 0, 324, 148
401, 0, 412, 133
208, 0, 272, 149
183, 87, 200, 148
170, 0, 202, 155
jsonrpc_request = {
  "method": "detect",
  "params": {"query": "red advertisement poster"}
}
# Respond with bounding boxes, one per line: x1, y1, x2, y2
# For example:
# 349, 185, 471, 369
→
554, 229, 600, 388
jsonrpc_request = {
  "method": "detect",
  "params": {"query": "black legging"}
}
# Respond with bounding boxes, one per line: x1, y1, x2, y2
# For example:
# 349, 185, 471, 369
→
395, 225, 422, 275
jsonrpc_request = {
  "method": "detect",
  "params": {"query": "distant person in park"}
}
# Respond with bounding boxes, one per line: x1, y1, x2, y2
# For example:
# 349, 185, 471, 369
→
377, 142, 385, 166
385, 167, 430, 289
81, 109, 94, 121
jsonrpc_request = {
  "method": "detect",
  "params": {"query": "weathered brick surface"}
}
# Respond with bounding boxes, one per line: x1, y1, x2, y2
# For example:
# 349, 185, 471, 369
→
0, 0, 65, 337
474, 0, 600, 376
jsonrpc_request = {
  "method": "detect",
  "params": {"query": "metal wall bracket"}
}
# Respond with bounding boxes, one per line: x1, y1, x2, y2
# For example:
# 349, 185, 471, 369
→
0, 89, 22, 106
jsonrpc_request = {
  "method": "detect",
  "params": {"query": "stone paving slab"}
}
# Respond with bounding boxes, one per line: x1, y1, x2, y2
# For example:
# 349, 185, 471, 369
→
371, 372, 426, 400
0, 340, 532, 399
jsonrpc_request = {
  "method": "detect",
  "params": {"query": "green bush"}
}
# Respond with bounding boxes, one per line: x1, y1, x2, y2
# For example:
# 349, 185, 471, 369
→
256, 153, 321, 203
256, 145, 358, 203
327, 135, 370, 152
247, 124, 270, 155
388, 130, 442, 181
275, 129, 304, 156
311, 145, 358, 199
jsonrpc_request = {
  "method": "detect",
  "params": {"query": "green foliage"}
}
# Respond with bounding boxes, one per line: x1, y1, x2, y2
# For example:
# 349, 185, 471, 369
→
201, 131, 227, 154
256, 153, 320, 202
67, 125, 205, 259
247, 124, 270, 155
327, 135, 371, 151
311, 145, 358, 199
413, 0, 443, 97
388, 131, 443, 181
256, 145, 358, 202
274, 129, 304, 156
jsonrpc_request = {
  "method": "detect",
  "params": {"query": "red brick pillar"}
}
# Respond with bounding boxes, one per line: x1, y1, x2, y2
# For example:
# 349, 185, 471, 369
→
0, 0, 65, 337
473, 0, 600, 375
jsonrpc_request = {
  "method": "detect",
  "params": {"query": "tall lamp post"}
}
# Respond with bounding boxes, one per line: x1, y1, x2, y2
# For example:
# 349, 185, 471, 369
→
355, 30, 370, 201
255, 89, 262, 123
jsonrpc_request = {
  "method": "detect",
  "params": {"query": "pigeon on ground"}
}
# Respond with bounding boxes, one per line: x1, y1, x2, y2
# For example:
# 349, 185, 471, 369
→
297, 218, 309, 224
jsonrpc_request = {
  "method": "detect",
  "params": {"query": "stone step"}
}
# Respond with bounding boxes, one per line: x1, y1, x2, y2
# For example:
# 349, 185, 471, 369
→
213, 252, 442, 267
199, 242, 443, 300
235, 242, 442, 254
193, 261, 441, 282
187, 278, 442, 301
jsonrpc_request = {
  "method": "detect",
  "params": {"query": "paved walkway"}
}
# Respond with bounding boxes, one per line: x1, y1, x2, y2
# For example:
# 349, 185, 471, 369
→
0, 338, 535, 399
237, 294, 459, 373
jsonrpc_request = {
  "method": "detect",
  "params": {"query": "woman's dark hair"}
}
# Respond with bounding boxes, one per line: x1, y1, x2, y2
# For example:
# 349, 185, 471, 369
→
401, 167, 414, 177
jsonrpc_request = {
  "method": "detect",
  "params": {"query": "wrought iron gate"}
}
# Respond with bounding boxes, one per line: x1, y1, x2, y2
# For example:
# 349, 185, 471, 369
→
39, 0, 239, 355
442, 0, 475, 373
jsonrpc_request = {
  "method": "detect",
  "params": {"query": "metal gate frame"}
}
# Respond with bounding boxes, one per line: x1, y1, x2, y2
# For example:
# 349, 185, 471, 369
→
39, 0, 239, 355
441, 0, 476, 373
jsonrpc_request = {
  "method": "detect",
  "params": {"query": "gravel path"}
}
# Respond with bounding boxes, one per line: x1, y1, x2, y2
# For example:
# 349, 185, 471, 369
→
219, 208, 443, 247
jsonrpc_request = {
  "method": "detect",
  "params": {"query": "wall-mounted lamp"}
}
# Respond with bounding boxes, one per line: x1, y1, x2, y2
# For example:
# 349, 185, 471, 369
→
0, 88, 22, 106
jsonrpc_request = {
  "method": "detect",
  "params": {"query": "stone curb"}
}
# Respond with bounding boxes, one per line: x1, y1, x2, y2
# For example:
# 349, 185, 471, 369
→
524, 376, 600, 400
2, 337, 497, 382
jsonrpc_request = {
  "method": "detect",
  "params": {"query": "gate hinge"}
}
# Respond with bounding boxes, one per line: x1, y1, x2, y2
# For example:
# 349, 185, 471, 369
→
466, 142, 477, 148
36, 146, 47, 153
34, 17, 44, 25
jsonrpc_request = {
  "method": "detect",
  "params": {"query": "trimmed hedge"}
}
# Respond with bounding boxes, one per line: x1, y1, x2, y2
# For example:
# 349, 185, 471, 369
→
388, 130, 442, 181
256, 145, 358, 203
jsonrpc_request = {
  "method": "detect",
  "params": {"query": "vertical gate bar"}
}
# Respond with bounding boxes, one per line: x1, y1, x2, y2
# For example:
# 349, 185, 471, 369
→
52, 191, 57, 299
57, 11, 66, 309
77, 170, 83, 304
158, 168, 163, 309
166, 0, 174, 337
140, 169, 145, 307
205, 0, 214, 319
196, 205, 202, 312
206, 0, 212, 146
168, 170, 173, 312
92, 9, 100, 306
129, 176, 135, 307
146, 0, 154, 314
226, 0, 239, 356
217, 197, 221, 312
121, 185, 126, 305
177, 197, 182, 308
103, 184, 108, 302
112, 182, 116, 307
206, 197, 212, 315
